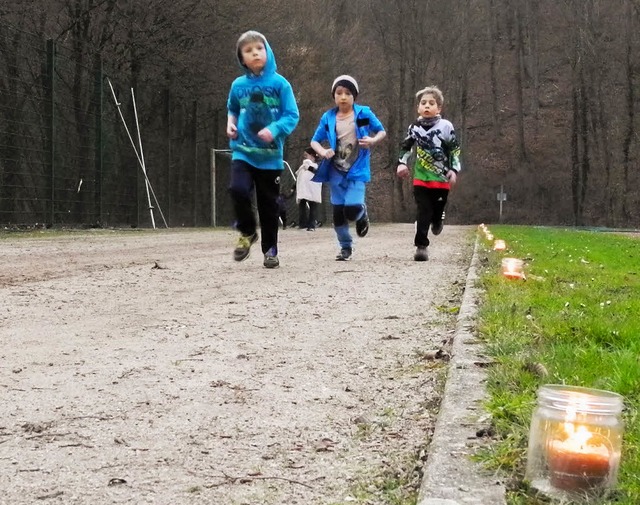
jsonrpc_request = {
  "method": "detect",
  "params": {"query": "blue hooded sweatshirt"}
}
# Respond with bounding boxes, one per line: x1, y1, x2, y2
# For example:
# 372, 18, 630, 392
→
226, 32, 299, 169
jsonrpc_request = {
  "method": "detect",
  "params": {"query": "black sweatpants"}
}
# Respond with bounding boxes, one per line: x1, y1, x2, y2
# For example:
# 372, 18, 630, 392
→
413, 186, 449, 247
229, 160, 283, 254
298, 200, 319, 229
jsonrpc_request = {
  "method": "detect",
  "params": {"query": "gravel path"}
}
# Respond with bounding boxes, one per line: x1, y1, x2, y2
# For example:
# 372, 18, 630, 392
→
0, 224, 474, 505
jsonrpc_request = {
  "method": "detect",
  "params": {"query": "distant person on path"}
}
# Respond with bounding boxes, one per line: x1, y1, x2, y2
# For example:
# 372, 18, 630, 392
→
295, 147, 323, 231
310, 75, 386, 261
396, 85, 461, 261
226, 30, 299, 269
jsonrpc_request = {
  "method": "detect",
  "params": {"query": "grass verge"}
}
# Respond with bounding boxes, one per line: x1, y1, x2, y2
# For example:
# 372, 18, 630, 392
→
475, 225, 640, 504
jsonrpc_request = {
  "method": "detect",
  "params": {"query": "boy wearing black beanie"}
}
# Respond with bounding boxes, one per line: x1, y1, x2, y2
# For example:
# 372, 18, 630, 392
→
309, 75, 386, 261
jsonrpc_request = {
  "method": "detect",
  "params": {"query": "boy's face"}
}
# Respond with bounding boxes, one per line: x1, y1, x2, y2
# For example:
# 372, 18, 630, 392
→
240, 40, 267, 74
333, 86, 355, 112
417, 93, 442, 118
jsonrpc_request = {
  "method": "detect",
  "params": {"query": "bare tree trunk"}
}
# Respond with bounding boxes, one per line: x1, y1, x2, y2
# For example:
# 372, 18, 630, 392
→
569, 0, 595, 227
570, 84, 581, 226
622, 1, 636, 222
71, 0, 92, 224
488, 0, 500, 140
525, 0, 540, 120
371, 0, 409, 219
580, 2, 612, 226
0, 30, 23, 222
598, 85, 614, 227
578, 63, 589, 226
512, 0, 527, 160
458, 0, 470, 138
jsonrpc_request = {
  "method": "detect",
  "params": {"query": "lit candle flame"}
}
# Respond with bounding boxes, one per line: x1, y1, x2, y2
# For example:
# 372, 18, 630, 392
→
562, 399, 598, 450
564, 423, 594, 450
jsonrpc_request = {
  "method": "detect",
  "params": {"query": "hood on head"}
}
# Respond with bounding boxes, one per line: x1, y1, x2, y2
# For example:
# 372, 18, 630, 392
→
235, 30, 277, 76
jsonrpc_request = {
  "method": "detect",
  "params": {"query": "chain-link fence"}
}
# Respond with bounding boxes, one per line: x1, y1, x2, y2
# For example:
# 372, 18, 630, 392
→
0, 22, 219, 229
1, 22, 339, 231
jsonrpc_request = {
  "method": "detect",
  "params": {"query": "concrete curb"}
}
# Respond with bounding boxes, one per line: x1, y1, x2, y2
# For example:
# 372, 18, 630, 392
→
417, 236, 506, 505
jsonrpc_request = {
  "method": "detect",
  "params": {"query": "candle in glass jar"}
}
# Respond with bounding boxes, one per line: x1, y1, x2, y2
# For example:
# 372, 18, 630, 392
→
547, 425, 611, 492
494, 239, 506, 251
501, 257, 523, 279
525, 385, 623, 500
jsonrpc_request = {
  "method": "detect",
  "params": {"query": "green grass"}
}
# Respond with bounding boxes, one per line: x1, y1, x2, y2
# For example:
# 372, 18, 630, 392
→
475, 226, 640, 504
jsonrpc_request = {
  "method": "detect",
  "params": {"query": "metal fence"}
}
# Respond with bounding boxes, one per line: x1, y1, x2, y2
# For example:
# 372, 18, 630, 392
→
0, 23, 218, 229
0, 22, 335, 231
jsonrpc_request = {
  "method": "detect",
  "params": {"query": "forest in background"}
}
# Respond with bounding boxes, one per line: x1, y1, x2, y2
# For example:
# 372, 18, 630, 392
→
1, 0, 639, 228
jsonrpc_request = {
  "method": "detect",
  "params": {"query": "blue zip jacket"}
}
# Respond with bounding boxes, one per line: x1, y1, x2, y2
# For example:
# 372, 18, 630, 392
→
311, 104, 385, 183
227, 36, 299, 169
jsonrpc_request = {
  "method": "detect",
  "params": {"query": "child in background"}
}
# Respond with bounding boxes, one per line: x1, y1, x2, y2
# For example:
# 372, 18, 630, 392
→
396, 85, 461, 261
310, 75, 386, 261
276, 187, 295, 229
295, 147, 322, 231
226, 30, 299, 269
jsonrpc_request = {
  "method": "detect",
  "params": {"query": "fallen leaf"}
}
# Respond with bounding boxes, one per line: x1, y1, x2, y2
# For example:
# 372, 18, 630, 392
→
314, 438, 337, 452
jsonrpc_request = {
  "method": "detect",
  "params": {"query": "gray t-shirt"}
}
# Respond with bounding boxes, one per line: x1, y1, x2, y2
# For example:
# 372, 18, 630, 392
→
334, 113, 359, 172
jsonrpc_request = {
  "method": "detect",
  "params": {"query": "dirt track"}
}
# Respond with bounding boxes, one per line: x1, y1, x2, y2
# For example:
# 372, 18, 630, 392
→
0, 224, 474, 505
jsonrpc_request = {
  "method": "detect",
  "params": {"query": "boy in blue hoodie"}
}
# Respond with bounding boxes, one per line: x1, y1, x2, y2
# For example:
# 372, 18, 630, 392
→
226, 31, 299, 268
310, 75, 386, 261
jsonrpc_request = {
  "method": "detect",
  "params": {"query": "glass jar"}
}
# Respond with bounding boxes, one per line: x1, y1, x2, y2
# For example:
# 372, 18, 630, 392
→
501, 257, 523, 279
525, 385, 624, 501
493, 239, 506, 251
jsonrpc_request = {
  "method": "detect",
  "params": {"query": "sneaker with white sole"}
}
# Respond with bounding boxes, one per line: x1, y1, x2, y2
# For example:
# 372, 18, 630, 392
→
233, 232, 258, 261
335, 247, 353, 261
263, 247, 280, 269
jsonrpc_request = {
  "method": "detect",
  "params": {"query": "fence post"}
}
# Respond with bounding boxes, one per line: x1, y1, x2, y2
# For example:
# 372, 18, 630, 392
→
210, 148, 216, 227
192, 100, 198, 227
163, 88, 172, 227
94, 54, 103, 225
45, 39, 55, 227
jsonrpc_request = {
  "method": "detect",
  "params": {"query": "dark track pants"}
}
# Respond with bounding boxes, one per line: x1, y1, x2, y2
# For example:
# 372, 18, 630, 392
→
229, 160, 283, 254
413, 186, 449, 247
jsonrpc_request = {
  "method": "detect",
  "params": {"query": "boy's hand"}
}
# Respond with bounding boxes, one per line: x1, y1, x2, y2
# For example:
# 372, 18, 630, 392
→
396, 164, 410, 179
446, 170, 458, 186
358, 136, 375, 149
257, 128, 274, 143
322, 148, 335, 159
226, 123, 238, 139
